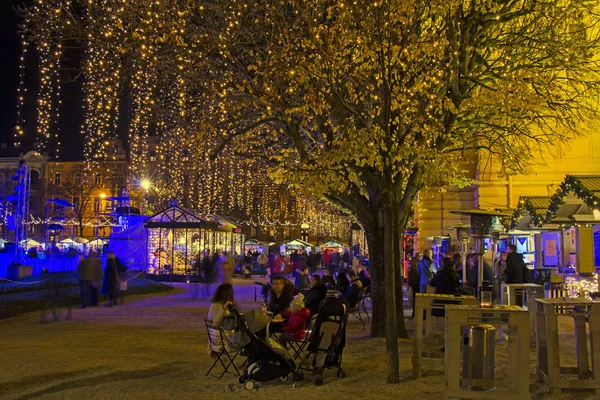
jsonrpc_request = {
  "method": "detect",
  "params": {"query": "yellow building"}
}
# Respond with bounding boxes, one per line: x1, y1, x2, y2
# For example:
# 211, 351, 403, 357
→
417, 130, 600, 250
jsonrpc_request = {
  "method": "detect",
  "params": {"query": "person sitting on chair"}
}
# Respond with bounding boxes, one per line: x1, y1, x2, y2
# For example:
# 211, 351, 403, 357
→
342, 270, 363, 308
304, 274, 328, 315
280, 294, 311, 346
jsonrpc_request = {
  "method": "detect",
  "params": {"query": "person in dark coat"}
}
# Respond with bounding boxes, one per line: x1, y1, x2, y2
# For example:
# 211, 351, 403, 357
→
304, 275, 328, 315
431, 257, 461, 295
466, 253, 495, 292
408, 252, 421, 317
336, 268, 351, 293
77, 255, 94, 308
358, 265, 371, 290
295, 266, 311, 292
201, 250, 214, 297
342, 270, 363, 308
430, 257, 461, 317
322, 269, 336, 288
505, 244, 526, 284
330, 251, 341, 276
265, 277, 294, 316
102, 252, 120, 307
89, 251, 102, 306
418, 250, 435, 293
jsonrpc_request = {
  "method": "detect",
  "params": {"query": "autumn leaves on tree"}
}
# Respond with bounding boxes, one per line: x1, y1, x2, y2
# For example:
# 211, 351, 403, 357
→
22, 0, 600, 383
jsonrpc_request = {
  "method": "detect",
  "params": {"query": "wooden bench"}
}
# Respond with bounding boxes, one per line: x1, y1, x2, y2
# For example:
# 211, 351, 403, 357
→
535, 298, 600, 396
444, 305, 530, 400
412, 293, 477, 378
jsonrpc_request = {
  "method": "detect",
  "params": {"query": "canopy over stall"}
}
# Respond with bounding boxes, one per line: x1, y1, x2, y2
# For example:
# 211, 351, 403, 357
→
318, 239, 347, 250
244, 239, 269, 253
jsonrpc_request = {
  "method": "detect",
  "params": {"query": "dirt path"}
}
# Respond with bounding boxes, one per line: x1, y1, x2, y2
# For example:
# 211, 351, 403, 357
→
0, 278, 596, 400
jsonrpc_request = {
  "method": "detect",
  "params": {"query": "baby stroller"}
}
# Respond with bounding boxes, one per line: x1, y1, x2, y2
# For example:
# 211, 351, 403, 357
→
227, 308, 298, 390
294, 297, 349, 386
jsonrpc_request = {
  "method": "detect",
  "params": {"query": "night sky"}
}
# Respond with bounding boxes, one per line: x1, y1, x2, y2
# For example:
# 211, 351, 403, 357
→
0, 0, 25, 146
0, 0, 85, 159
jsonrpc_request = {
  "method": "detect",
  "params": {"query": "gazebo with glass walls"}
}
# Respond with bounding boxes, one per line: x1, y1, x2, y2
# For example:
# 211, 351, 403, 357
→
145, 206, 245, 282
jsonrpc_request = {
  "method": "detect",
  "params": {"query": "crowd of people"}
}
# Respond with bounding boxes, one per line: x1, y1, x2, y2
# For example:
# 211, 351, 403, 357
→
76, 251, 124, 308
206, 250, 371, 356
407, 244, 531, 315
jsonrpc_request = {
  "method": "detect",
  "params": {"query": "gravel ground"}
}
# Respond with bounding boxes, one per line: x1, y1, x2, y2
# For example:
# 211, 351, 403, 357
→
0, 278, 598, 400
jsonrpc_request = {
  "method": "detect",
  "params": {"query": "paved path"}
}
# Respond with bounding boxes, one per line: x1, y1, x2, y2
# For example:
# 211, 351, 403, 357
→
0, 277, 593, 400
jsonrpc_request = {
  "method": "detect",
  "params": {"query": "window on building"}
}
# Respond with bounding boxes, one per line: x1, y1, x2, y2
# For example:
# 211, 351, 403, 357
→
149, 150, 157, 162
113, 145, 119, 155
112, 174, 124, 186
75, 173, 82, 185
54, 172, 61, 186
182, 150, 190, 161
94, 173, 102, 185
183, 175, 189, 185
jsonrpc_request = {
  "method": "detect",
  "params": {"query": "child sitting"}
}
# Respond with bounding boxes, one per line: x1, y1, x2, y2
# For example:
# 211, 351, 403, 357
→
280, 294, 311, 344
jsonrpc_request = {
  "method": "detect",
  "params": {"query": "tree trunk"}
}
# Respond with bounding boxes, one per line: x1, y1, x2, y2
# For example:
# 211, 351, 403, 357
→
394, 224, 409, 338
366, 221, 386, 338
383, 205, 400, 383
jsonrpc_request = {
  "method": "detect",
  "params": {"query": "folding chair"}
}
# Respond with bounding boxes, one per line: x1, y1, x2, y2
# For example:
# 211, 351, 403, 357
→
359, 286, 370, 322
287, 315, 317, 360
348, 287, 368, 330
205, 319, 240, 380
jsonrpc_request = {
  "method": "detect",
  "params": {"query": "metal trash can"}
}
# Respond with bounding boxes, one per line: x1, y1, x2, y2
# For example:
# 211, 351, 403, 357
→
462, 324, 495, 391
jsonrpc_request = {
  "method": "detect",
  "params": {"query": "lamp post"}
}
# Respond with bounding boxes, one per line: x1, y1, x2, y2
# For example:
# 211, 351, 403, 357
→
96, 193, 106, 241
450, 209, 509, 304
446, 224, 471, 286
140, 179, 151, 215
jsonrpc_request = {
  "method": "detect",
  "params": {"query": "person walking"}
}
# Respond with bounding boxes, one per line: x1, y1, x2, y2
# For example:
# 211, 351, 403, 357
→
77, 255, 94, 308
506, 245, 527, 284
418, 250, 435, 294
89, 250, 103, 306
201, 249, 214, 297
102, 252, 120, 307
258, 251, 268, 278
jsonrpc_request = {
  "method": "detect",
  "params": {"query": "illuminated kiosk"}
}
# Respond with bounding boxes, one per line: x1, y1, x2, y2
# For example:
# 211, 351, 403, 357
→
145, 206, 244, 282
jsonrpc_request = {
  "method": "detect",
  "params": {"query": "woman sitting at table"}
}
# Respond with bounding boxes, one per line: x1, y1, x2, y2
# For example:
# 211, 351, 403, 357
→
262, 277, 294, 333
206, 283, 238, 356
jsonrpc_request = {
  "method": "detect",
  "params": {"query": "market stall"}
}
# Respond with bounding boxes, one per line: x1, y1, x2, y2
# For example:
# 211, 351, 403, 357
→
507, 175, 600, 298
244, 238, 268, 254
281, 238, 312, 254
317, 239, 347, 253
145, 206, 244, 281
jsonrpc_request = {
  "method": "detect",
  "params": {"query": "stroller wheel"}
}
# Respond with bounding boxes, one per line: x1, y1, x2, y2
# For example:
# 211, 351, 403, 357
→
296, 372, 304, 381
337, 369, 346, 379
313, 375, 324, 386
238, 375, 247, 384
279, 374, 289, 383
244, 381, 256, 391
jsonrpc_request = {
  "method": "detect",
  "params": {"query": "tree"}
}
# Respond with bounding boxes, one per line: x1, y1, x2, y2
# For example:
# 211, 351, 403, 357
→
22, 0, 600, 383
46, 170, 99, 237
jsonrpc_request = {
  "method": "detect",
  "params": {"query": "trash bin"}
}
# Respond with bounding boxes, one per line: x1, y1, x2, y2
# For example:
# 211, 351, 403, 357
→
462, 324, 495, 391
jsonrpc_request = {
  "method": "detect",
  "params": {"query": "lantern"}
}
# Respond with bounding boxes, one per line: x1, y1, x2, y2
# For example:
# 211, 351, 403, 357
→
478, 282, 494, 308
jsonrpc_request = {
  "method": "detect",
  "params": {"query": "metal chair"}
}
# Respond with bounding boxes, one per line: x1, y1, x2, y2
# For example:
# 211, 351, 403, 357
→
287, 315, 317, 360
205, 319, 240, 380
348, 287, 368, 330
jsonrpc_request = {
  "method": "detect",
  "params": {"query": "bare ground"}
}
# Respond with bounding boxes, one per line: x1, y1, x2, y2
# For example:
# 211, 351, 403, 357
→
0, 278, 597, 400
